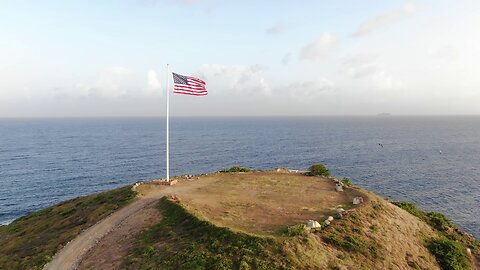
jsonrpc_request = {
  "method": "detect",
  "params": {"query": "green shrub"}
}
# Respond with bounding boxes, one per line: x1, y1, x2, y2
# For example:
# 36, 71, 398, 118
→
425, 212, 455, 231
341, 177, 352, 187
219, 166, 251, 173
392, 201, 422, 218
285, 224, 307, 236
392, 202, 456, 233
472, 240, 480, 248
426, 238, 470, 270
305, 163, 330, 177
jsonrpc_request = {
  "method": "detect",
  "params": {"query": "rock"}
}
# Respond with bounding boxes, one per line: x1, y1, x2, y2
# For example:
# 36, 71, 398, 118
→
324, 220, 331, 226
466, 248, 472, 255
306, 220, 321, 229
327, 216, 334, 222
336, 208, 346, 218
353, 197, 364, 205
335, 184, 343, 192
275, 167, 290, 173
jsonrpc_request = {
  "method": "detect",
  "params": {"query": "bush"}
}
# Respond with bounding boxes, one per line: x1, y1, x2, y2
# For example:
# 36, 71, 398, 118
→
392, 202, 455, 232
285, 224, 307, 236
392, 201, 422, 217
425, 212, 455, 231
305, 163, 330, 177
341, 177, 352, 187
426, 238, 470, 270
219, 166, 251, 173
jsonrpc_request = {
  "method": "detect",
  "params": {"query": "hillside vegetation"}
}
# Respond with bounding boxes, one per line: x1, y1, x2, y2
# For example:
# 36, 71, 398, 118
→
0, 186, 136, 270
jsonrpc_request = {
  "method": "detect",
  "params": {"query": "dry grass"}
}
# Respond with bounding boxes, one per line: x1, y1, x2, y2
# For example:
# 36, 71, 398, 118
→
142, 171, 364, 236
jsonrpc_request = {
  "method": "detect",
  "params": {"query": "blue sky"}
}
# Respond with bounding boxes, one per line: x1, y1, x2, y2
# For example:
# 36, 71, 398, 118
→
1, 0, 479, 116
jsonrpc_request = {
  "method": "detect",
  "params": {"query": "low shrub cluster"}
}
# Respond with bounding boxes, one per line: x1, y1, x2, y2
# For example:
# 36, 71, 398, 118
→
219, 166, 251, 173
285, 224, 307, 237
341, 177, 352, 187
392, 202, 454, 231
304, 163, 330, 177
426, 238, 470, 270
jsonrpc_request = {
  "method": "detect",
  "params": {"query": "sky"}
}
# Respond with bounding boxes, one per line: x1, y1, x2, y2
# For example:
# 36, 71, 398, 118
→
1, 0, 480, 117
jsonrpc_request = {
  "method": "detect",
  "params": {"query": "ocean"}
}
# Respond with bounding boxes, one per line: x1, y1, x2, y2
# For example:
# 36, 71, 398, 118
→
0, 117, 479, 238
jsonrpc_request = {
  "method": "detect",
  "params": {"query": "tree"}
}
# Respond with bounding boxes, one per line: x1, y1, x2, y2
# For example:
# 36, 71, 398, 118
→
305, 163, 330, 177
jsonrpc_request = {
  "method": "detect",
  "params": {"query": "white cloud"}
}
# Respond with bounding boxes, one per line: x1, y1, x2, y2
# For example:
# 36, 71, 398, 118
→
93, 67, 132, 97
146, 70, 162, 96
196, 64, 271, 96
340, 54, 405, 91
300, 32, 337, 61
49, 67, 163, 99
265, 24, 283, 35
352, 4, 416, 37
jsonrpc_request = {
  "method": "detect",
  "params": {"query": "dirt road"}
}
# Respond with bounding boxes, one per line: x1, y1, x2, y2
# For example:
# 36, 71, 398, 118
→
43, 196, 158, 270
44, 180, 207, 270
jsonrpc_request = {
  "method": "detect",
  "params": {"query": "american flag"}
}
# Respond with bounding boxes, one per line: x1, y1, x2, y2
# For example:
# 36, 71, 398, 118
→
172, 72, 207, 96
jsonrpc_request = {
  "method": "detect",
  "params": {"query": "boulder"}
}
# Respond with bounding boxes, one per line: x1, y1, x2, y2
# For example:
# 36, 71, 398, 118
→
335, 184, 343, 192
336, 208, 346, 218
306, 220, 321, 229
353, 197, 364, 205
327, 216, 334, 222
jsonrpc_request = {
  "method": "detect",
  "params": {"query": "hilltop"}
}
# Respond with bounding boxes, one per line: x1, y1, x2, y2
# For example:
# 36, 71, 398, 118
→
0, 167, 479, 270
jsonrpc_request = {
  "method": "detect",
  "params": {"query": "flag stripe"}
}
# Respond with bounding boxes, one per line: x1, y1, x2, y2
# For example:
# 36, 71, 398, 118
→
173, 84, 206, 90
173, 89, 207, 94
173, 91, 208, 96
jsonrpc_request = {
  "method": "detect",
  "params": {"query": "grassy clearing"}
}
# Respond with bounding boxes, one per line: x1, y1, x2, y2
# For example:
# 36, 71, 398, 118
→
170, 171, 362, 235
122, 197, 289, 270
0, 186, 136, 270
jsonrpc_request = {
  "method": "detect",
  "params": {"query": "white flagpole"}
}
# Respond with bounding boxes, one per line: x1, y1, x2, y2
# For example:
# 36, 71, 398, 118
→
166, 64, 170, 182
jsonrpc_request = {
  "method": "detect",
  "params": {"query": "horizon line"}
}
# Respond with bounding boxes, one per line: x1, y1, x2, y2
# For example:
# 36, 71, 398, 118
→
1, 114, 480, 119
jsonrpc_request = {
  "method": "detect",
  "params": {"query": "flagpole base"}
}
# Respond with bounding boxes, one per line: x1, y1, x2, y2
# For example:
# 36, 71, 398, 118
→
153, 179, 178, 186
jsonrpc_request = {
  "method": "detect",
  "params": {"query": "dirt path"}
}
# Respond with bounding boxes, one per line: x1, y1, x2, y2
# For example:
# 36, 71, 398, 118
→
77, 204, 162, 270
43, 181, 203, 270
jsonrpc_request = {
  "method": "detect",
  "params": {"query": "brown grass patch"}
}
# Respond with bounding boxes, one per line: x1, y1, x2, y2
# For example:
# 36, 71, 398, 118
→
164, 171, 364, 235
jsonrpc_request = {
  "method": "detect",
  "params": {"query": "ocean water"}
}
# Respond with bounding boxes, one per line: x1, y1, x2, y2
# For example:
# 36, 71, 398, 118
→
0, 117, 479, 238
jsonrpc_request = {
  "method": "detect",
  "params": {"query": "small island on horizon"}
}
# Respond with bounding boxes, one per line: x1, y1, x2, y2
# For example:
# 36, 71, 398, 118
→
0, 164, 478, 270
